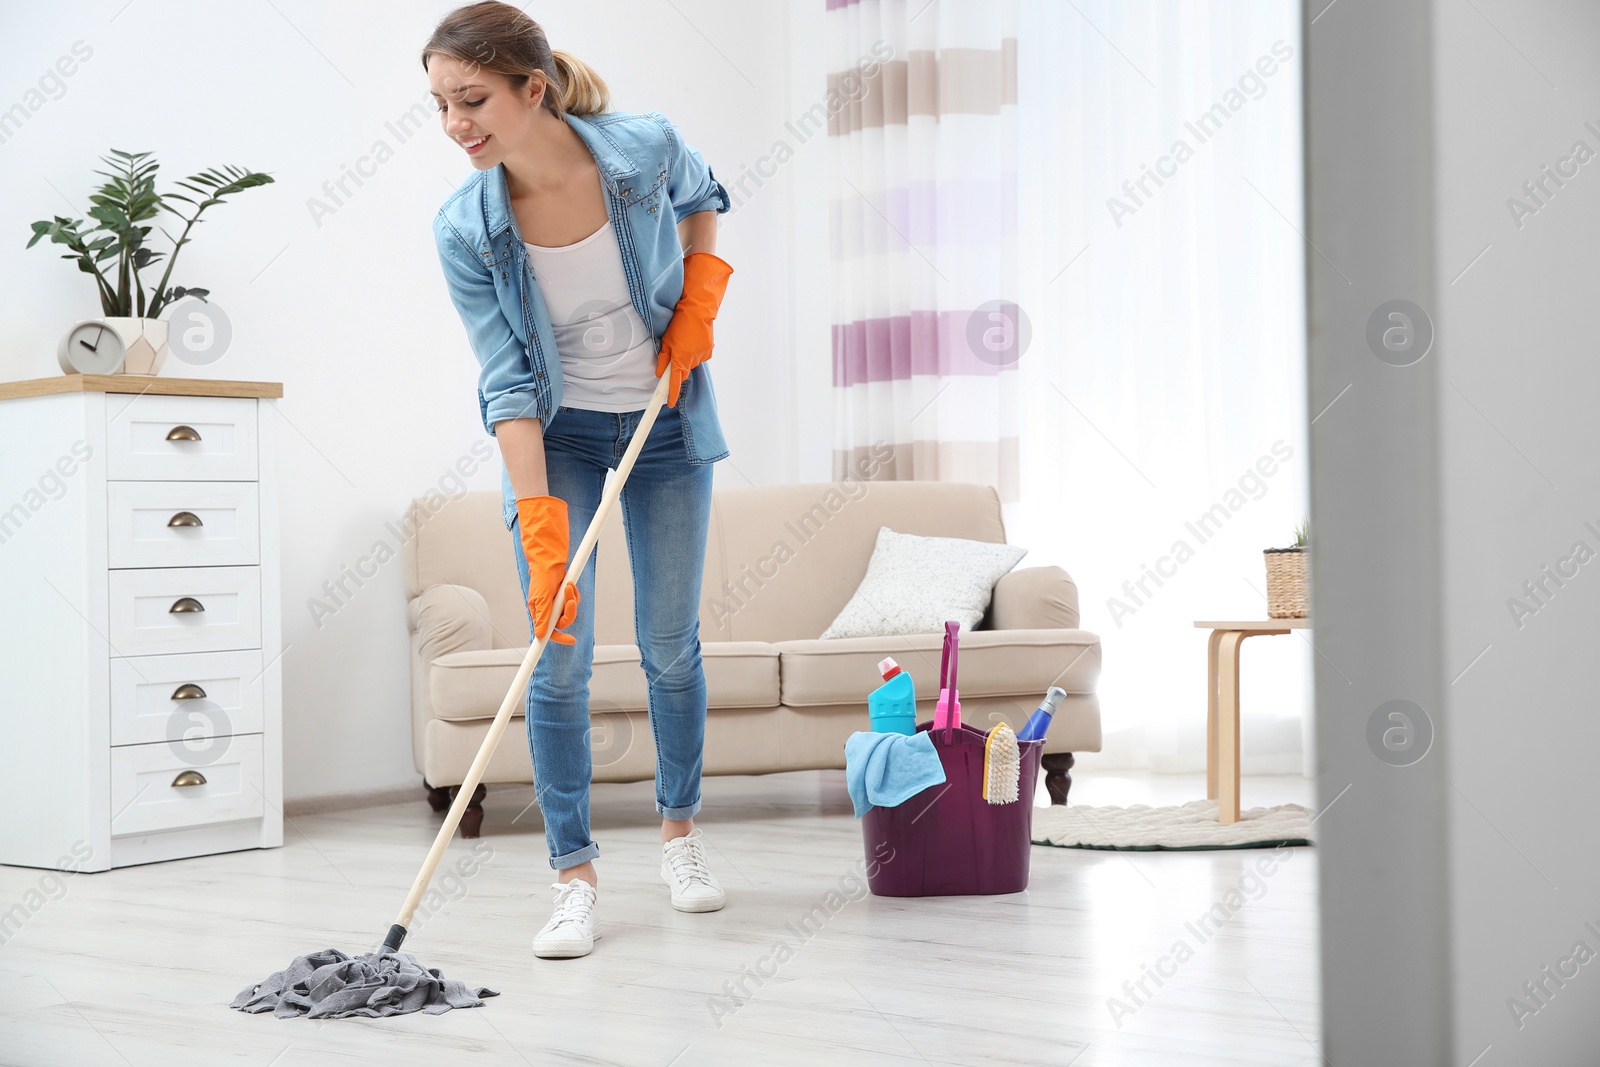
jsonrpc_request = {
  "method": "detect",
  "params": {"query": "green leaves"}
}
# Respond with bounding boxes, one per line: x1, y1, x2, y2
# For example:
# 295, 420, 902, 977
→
24, 149, 273, 318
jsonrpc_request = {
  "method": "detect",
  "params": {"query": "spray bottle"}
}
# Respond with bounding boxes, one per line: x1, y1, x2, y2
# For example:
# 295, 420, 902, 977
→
1015, 686, 1067, 742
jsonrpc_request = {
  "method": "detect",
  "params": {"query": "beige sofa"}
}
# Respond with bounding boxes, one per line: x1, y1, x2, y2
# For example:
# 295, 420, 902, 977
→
403, 481, 1102, 836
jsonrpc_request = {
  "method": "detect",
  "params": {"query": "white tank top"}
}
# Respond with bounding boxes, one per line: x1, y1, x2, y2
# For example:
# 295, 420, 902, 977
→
524, 220, 659, 412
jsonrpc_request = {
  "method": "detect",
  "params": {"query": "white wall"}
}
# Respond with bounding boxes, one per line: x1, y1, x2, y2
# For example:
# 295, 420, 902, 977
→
0, 0, 830, 802
1309, 0, 1600, 1060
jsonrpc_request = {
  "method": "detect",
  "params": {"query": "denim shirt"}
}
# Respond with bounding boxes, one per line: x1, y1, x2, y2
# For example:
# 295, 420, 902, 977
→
433, 108, 732, 529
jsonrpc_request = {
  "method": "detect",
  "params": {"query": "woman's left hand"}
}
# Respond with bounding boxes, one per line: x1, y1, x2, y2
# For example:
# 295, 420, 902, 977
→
655, 251, 734, 407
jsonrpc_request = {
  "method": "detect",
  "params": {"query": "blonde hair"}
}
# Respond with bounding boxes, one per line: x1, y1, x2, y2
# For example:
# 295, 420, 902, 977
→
421, 2, 610, 117
549, 50, 608, 117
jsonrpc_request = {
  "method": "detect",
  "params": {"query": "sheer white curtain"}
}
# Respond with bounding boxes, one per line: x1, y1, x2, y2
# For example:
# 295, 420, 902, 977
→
1011, 0, 1312, 774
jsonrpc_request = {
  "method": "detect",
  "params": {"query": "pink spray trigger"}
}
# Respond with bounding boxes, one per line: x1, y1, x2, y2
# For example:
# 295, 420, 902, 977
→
932, 621, 963, 733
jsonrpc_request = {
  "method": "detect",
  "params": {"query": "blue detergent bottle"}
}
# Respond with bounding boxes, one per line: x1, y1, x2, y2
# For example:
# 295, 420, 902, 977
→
868, 657, 916, 735
1016, 686, 1067, 742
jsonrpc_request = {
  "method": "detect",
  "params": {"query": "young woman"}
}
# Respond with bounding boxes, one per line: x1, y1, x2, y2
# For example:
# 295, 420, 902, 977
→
423, 1, 734, 960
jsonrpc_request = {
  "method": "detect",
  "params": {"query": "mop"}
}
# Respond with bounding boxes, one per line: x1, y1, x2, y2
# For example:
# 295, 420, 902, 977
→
233, 372, 673, 1019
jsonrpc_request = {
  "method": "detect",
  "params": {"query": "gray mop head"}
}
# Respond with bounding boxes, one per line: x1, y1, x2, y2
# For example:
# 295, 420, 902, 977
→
231, 948, 498, 1019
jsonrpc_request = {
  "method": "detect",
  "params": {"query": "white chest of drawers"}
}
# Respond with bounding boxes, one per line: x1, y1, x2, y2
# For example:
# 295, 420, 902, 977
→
0, 375, 283, 871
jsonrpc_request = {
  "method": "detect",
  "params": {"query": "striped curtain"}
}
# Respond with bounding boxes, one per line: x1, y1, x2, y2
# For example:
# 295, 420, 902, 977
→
827, 0, 1021, 502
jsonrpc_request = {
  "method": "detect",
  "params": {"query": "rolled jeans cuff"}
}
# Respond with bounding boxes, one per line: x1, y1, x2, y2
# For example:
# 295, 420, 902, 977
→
550, 840, 600, 871
657, 797, 702, 820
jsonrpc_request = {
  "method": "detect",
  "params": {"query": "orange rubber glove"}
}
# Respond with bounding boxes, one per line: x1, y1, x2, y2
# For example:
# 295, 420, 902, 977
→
514, 495, 579, 646
654, 251, 734, 408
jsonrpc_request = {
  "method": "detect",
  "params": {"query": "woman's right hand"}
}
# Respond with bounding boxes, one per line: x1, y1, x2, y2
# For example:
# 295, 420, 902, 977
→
515, 495, 580, 646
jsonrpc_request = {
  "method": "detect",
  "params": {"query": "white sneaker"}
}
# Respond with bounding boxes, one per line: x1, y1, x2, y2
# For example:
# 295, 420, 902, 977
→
532, 877, 601, 958
661, 827, 726, 913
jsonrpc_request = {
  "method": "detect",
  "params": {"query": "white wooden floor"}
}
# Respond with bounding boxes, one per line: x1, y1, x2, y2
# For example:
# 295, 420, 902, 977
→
0, 771, 1321, 1066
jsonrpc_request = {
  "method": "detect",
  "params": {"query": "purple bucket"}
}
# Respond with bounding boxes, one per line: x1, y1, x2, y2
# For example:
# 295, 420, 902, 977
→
862, 718, 1044, 897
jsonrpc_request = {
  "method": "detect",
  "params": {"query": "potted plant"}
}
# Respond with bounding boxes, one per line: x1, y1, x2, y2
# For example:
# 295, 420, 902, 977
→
1265, 518, 1309, 618
27, 149, 272, 375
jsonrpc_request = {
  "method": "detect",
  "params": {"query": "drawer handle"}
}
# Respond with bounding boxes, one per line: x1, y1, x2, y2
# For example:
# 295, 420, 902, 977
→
166, 425, 202, 441
167, 511, 204, 528
169, 597, 206, 614
171, 770, 207, 788
171, 683, 208, 700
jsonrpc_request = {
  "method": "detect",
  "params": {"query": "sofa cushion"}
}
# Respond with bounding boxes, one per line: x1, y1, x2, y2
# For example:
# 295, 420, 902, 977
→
429, 641, 781, 721
775, 629, 1100, 707
702, 482, 1012, 644
821, 526, 1027, 639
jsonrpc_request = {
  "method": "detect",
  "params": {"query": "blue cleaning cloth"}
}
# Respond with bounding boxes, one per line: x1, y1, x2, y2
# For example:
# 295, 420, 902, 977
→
844, 730, 948, 818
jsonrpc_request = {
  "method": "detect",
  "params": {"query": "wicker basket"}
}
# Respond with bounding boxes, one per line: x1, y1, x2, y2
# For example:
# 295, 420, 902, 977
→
1264, 547, 1308, 618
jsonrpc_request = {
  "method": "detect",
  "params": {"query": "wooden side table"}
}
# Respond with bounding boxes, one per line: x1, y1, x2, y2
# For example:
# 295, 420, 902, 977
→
1195, 619, 1311, 824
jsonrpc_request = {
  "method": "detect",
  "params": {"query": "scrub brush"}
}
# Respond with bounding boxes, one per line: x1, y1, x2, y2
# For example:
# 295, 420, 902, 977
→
982, 722, 1021, 804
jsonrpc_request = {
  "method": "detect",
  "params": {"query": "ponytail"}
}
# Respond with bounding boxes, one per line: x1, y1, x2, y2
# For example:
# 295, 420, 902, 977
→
550, 50, 610, 117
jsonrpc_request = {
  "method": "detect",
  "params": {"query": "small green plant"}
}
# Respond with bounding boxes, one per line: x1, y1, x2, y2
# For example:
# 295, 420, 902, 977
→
1291, 518, 1310, 548
26, 149, 273, 319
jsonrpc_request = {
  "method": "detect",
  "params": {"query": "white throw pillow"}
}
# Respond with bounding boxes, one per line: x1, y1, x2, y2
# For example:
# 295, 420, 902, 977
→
821, 526, 1028, 639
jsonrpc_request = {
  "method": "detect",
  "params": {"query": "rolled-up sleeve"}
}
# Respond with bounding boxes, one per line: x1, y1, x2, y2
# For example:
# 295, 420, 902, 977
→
432, 214, 550, 435
651, 110, 731, 223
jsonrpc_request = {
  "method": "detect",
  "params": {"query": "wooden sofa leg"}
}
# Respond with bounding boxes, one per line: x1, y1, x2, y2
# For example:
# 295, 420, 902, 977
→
449, 783, 488, 838
1043, 753, 1075, 805
423, 779, 451, 813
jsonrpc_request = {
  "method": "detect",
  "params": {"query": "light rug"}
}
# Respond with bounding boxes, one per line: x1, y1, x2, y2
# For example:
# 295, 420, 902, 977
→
1031, 799, 1313, 851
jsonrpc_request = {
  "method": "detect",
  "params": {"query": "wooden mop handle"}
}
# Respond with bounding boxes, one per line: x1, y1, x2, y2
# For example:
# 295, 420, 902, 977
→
382, 371, 674, 953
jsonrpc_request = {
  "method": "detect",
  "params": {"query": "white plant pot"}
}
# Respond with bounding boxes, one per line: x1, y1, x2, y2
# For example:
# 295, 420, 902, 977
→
59, 316, 170, 377
110, 317, 170, 375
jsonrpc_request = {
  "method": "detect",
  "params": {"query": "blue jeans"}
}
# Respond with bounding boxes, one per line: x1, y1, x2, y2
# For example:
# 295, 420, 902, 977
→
510, 401, 715, 870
